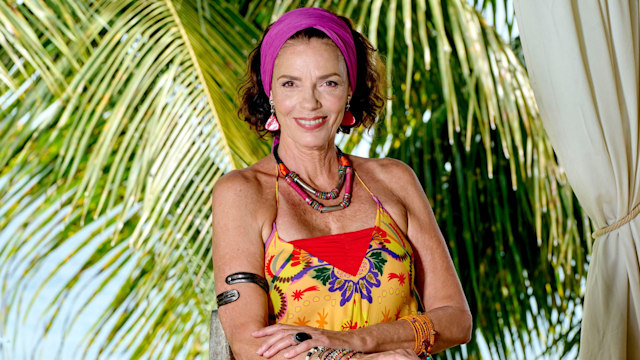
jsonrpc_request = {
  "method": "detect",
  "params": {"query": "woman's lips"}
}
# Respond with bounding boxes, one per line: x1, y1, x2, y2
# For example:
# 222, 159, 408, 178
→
294, 116, 327, 130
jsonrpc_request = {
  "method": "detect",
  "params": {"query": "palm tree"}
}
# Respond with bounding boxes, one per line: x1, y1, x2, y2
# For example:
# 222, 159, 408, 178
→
0, 0, 588, 358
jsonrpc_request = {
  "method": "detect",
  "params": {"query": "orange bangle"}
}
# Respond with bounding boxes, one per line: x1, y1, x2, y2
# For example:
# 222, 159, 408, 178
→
400, 314, 437, 356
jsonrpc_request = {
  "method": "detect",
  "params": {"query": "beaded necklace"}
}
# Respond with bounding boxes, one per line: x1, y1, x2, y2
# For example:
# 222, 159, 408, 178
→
273, 144, 353, 213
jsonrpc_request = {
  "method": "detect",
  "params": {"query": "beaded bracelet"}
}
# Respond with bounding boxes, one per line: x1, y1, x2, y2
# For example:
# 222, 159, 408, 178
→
309, 347, 361, 360
306, 346, 327, 360
326, 348, 346, 360
399, 314, 437, 357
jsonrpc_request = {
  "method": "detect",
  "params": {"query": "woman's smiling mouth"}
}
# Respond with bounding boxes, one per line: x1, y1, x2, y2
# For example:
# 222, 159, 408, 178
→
295, 116, 327, 129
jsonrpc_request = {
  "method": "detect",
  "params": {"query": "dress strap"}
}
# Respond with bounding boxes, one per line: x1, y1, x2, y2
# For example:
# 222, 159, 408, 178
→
265, 164, 280, 249
275, 164, 280, 210
354, 170, 380, 204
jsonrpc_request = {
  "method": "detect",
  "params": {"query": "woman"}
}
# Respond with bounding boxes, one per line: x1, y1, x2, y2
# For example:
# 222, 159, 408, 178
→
212, 7, 472, 360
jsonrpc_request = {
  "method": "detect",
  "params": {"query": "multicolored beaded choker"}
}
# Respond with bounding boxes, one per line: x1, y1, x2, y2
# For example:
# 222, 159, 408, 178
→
273, 144, 353, 213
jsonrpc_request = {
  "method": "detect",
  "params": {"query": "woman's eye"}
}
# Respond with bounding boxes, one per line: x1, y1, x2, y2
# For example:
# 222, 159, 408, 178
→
281, 81, 294, 87
324, 80, 338, 87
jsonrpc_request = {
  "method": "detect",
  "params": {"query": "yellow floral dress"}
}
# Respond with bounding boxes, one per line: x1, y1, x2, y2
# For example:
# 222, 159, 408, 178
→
264, 176, 421, 330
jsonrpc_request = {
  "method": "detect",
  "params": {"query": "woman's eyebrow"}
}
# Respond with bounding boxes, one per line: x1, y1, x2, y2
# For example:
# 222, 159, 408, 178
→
276, 72, 342, 81
317, 73, 342, 80
276, 74, 301, 81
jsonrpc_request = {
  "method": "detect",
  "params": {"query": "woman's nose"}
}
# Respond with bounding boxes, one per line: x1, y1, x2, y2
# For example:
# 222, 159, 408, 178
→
299, 86, 321, 110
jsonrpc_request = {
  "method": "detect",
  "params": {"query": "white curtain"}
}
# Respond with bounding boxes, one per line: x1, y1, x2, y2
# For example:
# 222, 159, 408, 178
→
513, 1, 639, 358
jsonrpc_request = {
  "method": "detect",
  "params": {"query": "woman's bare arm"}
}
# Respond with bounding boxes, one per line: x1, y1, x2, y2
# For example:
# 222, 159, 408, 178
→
212, 169, 281, 359
390, 159, 473, 352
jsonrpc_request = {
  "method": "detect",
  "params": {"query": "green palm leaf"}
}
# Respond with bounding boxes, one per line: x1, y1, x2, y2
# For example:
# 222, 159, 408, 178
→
0, 1, 587, 359
1, 0, 266, 357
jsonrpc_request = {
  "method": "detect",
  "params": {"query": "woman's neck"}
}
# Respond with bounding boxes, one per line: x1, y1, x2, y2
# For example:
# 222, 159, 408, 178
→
275, 139, 341, 190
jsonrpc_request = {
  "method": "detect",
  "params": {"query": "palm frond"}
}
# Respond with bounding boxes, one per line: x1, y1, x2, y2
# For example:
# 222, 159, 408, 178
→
1, 0, 266, 357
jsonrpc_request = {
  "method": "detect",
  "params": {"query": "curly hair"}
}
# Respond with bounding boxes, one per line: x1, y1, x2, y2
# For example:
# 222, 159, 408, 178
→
237, 14, 386, 137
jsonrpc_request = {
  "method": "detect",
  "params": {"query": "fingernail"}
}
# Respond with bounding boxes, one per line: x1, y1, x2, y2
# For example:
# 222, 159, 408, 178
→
284, 351, 291, 358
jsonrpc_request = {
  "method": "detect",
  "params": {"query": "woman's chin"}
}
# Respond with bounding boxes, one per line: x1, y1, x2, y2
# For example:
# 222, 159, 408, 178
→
281, 127, 338, 147
286, 134, 335, 149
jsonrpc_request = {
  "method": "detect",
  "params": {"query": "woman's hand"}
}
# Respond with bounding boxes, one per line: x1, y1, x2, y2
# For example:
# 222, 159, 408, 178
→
357, 349, 420, 359
252, 324, 354, 359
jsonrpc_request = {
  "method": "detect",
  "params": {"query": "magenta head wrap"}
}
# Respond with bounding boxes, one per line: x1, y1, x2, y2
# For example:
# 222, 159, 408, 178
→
260, 7, 357, 97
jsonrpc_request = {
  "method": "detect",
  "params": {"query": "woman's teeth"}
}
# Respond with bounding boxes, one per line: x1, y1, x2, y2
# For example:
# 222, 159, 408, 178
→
298, 118, 324, 125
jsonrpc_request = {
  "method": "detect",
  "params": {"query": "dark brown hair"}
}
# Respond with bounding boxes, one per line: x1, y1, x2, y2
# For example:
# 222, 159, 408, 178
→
237, 15, 386, 137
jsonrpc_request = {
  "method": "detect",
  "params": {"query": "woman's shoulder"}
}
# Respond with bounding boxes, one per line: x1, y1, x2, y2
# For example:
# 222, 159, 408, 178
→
349, 156, 421, 232
212, 155, 276, 208
350, 155, 418, 186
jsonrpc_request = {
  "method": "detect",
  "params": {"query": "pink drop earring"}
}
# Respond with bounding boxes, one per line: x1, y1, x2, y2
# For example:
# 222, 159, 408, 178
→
265, 95, 280, 131
341, 97, 356, 126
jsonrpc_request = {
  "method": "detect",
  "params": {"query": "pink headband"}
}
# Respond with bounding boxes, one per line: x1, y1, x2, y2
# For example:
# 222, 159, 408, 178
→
260, 7, 357, 97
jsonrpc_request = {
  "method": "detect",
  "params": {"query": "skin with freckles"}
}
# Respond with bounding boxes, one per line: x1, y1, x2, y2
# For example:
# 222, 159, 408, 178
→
212, 37, 472, 360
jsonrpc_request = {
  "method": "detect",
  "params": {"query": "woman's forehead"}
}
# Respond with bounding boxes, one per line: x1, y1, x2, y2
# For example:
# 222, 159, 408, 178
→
275, 38, 346, 71
280, 37, 340, 53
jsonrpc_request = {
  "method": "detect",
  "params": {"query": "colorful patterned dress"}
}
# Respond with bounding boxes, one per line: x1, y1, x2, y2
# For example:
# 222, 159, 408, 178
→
264, 173, 421, 331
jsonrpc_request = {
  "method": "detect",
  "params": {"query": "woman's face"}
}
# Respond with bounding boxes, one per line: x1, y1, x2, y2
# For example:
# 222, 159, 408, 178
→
271, 37, 350, 149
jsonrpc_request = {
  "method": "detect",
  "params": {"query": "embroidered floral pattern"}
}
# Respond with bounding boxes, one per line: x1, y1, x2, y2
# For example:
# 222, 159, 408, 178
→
271, 285, 287, 321
292, 285, 319, 301
323, 257, 382, 306
266, 203, 419, 330
294, 316, 311, 326
381, 307, 393, 322
290, 248, 313, 268
341, 320, 360, 330
372, 228, 390, 247
388, 272, 406, 285
265, 255, 276, 277
316, 308, 329, 329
